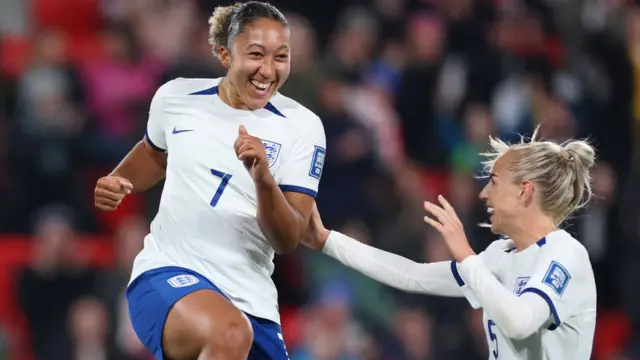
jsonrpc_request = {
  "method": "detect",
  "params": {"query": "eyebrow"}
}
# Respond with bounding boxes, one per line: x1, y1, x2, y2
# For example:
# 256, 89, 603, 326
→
490, 173, 498, 179
246, 43, 289, 51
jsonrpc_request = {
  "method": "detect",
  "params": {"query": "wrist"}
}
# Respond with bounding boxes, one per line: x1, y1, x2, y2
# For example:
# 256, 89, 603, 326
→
456, 248, 476, 263
253, 171, 276, 190
316, 228, 330, 251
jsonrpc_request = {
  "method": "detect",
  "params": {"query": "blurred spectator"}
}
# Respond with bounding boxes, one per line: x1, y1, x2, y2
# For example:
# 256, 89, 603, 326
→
159, 20, 224, 83
278, 12, 321, 113
68, 297, 112, 360
81, 23, 164, 163
389, 307, 434, 360
315, 73, 378, 229
16, 206, 99, 360
94, 215, 150, 360
450, 102, 494, 174
293, 280, 369, 360
395, 13, 447, 169
1, 30, 93, 233
322, 7, 378, 85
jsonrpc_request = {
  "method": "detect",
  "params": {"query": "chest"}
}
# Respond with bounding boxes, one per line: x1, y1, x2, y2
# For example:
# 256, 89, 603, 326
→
161, 97, 294, 200
493, 251, 541, 296
169, 97, 293, 162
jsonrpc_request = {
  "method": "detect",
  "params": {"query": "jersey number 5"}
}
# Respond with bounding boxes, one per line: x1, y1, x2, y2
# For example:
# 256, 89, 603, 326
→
487, 319, 499, 359
210, 169, 232, 207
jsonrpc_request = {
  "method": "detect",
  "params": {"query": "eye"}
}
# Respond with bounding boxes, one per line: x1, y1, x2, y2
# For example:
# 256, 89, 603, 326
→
490, 178, 496, 185
276, 54, 289, 61
249, 52, 263, 58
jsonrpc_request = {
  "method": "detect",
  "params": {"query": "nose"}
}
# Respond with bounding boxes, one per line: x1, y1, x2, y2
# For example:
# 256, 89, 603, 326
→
479, 184, 488, 200
259, 58, 275, 79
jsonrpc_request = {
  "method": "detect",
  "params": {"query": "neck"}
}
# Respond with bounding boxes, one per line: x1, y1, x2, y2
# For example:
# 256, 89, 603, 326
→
219, 78, 249, 110
508, 214, 556, 251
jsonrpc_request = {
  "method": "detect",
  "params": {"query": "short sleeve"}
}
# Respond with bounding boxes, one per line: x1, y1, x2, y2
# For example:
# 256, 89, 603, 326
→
144, 81, 173, 152
275, 117, 326, 198
519, 245, 588, 329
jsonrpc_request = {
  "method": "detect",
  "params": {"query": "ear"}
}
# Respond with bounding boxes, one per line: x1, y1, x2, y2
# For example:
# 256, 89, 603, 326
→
219, 46, 232, 69
520, 180, 535, 203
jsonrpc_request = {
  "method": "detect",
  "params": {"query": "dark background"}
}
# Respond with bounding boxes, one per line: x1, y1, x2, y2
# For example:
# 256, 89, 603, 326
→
0, 0, 639, 359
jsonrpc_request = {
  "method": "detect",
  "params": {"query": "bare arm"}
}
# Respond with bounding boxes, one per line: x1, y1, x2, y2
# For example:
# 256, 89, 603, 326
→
255, 177, 314, 254
110, 138, 167, 193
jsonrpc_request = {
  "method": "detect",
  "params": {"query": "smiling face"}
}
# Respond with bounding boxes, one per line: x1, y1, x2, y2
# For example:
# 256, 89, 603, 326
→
220, 18, 291, 110
478, 151, 534, 234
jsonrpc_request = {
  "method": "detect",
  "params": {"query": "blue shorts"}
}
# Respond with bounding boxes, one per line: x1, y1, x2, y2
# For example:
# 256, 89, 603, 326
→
126, 266, 288, 360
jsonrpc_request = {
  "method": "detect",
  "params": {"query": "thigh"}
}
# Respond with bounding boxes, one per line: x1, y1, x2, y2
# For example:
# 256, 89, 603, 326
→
126, 266, 251, 360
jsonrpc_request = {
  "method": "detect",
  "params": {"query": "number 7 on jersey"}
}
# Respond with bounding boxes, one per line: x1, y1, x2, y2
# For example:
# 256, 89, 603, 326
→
210, 169, 232, 207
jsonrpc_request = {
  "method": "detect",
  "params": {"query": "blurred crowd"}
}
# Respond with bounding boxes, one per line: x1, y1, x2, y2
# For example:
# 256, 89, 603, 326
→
1, 0, 640, 359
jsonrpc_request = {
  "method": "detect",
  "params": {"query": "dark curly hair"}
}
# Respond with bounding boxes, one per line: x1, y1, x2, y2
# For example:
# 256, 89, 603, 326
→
208, 1, 289, 59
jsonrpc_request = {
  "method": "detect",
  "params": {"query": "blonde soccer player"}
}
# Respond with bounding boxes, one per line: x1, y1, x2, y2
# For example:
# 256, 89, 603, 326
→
303, 131, 597, 360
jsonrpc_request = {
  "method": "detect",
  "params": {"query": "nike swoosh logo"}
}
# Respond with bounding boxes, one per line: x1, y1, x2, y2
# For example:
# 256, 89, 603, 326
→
172, 127, 194, 134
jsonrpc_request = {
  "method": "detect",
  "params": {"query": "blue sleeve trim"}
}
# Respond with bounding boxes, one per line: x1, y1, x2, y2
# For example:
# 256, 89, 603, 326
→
279, 185, 317, 198
450, 260, 465, 286
145, 130, 166, 152
520, 287, 561, 330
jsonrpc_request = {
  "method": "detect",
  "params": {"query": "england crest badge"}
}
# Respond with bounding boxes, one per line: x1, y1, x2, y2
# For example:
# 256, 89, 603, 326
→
262, 139, 282, 168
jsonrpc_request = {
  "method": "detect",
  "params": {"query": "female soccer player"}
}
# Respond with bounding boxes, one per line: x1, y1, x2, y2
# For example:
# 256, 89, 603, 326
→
94, 2, 325, 360
303, 131, 597, 359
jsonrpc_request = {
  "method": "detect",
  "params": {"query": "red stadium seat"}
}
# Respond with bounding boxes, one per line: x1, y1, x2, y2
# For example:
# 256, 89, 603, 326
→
68, 33, 107, 64
32, 0, 101, 36
0, 35, 31, 77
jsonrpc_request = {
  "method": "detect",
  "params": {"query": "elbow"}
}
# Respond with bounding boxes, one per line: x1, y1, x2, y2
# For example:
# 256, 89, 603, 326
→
272, 238, 299, 255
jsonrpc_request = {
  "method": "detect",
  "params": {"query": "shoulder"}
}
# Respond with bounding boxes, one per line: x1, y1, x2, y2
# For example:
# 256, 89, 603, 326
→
155, 77, 223, 98
478, 238, 514, 264
540, 230, 590, 264
270, 92, 324, 133
485, 238, 515, 254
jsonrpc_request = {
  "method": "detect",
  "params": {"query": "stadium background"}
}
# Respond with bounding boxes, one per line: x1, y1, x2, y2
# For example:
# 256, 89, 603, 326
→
0, 0, 639, 359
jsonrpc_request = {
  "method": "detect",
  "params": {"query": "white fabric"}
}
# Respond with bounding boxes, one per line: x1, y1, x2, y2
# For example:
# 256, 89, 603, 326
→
130, 77, 326, 324
323, 231, 464, 297
458, 255, 551, 339
323, 229, 597, 359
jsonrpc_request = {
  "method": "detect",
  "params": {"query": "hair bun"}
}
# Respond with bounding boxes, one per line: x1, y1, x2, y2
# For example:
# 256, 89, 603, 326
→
563, 140, 596, 169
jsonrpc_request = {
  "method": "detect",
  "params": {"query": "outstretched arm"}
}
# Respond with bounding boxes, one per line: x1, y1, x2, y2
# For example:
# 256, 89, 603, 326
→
323, 230, 465, 297
303, 203, 480, 302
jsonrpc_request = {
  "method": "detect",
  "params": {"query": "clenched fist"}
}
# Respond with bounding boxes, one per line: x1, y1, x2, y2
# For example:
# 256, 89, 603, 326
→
234, 125, 270, 183
94, 175, 133, 211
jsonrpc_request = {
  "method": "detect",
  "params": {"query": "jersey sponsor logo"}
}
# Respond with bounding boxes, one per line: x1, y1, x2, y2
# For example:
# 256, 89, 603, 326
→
262, 139, 282, 168
172, 126, 194, 134
542, 261, 571, 296
309, 146, 325, 180
513, 276, 530, 295
167, 274, 200, 288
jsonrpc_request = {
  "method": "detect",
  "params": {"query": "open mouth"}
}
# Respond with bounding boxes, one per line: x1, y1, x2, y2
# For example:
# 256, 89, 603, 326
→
249, 79, 273, 96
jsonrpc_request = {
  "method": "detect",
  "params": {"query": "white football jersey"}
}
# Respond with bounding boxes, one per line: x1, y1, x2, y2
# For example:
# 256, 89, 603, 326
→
129, 77, 326, 324
454, 230, 597, 359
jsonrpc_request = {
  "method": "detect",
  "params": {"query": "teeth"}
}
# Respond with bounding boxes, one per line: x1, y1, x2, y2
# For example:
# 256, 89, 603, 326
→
487, 207, 494, 214
250, 80, 270, 90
